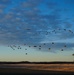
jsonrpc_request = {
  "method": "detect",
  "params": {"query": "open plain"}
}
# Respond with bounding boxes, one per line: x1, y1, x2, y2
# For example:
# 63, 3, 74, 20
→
0, 63, 74, 75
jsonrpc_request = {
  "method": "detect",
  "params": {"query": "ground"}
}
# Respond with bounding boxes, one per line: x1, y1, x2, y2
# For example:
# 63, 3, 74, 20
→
0, 63, 74, 75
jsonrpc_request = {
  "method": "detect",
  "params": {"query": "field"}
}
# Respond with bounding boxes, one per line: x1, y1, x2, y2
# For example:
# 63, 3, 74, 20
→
0, 63, 74, 75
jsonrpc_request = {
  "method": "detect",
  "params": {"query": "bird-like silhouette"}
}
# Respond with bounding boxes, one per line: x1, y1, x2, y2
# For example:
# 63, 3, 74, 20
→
64, 29, 66, 31
64, 45, 67, 47
52, 42, 54, 44
43, 43, 46, 45
26, 53, 27, 55
72, 54, 74, 56
61, 49, 64, 51
25, 49, 27, 50
34, 46, 37, 47
39, 48, 41, 50
39, 46, 41, 47
29, 46, 31, 47
48, 48, 51, 50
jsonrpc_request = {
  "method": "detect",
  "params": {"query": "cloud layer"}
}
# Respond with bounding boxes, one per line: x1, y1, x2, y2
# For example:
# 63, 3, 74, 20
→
0, 0, 74, 53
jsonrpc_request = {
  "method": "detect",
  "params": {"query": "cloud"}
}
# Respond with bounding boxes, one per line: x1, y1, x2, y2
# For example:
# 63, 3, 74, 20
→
46, 1, 57, 9
0, 0, 11, 5
0, 0, 74, 49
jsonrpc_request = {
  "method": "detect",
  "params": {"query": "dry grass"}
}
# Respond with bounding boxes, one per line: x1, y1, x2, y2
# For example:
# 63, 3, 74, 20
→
0, 64, 74, 72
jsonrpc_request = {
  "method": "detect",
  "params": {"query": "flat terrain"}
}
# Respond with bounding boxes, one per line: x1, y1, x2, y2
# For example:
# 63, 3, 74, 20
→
0, 63, 74, 75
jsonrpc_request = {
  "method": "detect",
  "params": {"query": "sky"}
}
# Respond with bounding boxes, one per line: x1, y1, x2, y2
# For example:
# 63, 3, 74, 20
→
0, 0, 74, 62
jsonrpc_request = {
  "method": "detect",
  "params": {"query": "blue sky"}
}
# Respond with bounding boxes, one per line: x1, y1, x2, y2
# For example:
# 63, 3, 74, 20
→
0, 0, 74, 62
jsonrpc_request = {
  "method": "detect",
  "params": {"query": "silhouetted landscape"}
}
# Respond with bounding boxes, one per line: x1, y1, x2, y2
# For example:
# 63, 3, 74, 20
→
0, 61, 74, 75
0, 61, 74, 64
